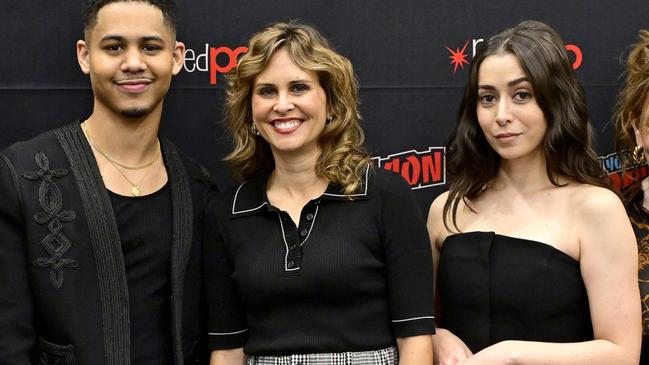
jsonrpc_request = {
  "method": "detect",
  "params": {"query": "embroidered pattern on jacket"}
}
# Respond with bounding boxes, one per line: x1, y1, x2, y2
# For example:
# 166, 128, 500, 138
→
23, 152, 78, 289
37, 337, 78, 365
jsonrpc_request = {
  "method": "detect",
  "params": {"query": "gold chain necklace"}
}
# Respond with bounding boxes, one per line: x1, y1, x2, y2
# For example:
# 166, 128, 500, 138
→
82, 123, 160, 196
82, 124, 159, 170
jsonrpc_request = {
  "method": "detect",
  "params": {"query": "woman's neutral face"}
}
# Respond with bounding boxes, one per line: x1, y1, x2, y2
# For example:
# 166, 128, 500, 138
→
251, 48, 328, 158
476, 53, 547, 164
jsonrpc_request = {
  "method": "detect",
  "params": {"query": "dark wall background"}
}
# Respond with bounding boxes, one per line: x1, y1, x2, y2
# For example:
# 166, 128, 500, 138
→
1, 0, 648, 213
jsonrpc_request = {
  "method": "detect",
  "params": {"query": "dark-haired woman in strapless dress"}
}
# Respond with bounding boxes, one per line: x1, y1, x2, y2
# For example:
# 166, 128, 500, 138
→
427, 21, 641, 365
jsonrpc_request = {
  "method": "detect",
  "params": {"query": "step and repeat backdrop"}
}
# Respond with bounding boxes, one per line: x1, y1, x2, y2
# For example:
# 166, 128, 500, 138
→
1, 0, 648, 212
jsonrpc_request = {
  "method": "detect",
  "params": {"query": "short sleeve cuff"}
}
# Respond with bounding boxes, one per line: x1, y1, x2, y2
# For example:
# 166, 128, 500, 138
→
207, 328, 249, 350
391, 316, 436, 337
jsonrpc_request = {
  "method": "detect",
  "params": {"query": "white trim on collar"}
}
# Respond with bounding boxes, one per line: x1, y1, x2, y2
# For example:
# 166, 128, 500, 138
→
233, 164, 370, 214
232, 181, 268, 215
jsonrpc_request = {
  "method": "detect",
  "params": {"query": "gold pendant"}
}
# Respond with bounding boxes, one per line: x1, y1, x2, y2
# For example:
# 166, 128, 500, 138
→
131, 186, 141, 196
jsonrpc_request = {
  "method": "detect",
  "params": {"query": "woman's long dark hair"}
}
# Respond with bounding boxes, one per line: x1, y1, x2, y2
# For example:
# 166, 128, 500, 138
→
443, 20, 605, 230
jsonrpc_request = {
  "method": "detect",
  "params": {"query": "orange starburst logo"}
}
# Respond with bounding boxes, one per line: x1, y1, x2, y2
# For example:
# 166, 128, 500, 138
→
445, 41, 470, 74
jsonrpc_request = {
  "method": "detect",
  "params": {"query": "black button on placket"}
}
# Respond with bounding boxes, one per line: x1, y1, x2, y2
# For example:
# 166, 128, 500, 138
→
278, 211, 302, 272
297, 203, 317, 245
285, 240, 301, 272
279, 200, 320, 273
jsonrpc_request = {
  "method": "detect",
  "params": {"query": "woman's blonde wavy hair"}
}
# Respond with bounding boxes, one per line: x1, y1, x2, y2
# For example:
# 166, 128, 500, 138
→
223, 21, 371, 195
614, 30, 649, 198
616, 30, 649, 152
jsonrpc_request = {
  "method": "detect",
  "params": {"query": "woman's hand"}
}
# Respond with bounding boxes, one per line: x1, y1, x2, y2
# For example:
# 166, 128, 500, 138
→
432, 328, 473, 365
454, 341, 513, 365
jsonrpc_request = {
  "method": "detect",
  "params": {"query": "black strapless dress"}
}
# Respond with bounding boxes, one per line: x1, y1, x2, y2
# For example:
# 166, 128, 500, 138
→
438, 231, 594, 353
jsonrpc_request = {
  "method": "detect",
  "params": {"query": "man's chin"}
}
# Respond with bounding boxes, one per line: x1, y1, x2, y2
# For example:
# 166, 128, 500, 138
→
121, 107, 150, 119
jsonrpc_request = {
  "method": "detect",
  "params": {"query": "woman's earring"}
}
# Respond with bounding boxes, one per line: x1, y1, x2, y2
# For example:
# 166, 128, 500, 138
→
251, 122, 261, 136
633, 145, 646, 165
326, 115, 334, 124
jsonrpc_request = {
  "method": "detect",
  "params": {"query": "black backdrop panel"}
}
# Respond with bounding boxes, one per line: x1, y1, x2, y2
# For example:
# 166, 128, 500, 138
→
2, 0, 648, 213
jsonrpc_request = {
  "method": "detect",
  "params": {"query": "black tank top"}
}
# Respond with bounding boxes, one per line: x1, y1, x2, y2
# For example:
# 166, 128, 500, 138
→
109, 184, 173, 365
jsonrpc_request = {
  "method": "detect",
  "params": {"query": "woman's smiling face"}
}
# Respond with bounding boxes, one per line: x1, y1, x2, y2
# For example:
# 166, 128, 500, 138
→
251, 48, 328, 157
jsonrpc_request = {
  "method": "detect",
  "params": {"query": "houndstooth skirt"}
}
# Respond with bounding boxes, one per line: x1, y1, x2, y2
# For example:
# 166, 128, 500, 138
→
246, 346, 398, 365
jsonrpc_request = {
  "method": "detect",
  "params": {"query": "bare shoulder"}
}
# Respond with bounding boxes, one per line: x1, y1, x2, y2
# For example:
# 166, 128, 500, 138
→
567, 184, 635, 256
567, 184, 626, 220
428, 191, 449, 219
427, 191, 452, 247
